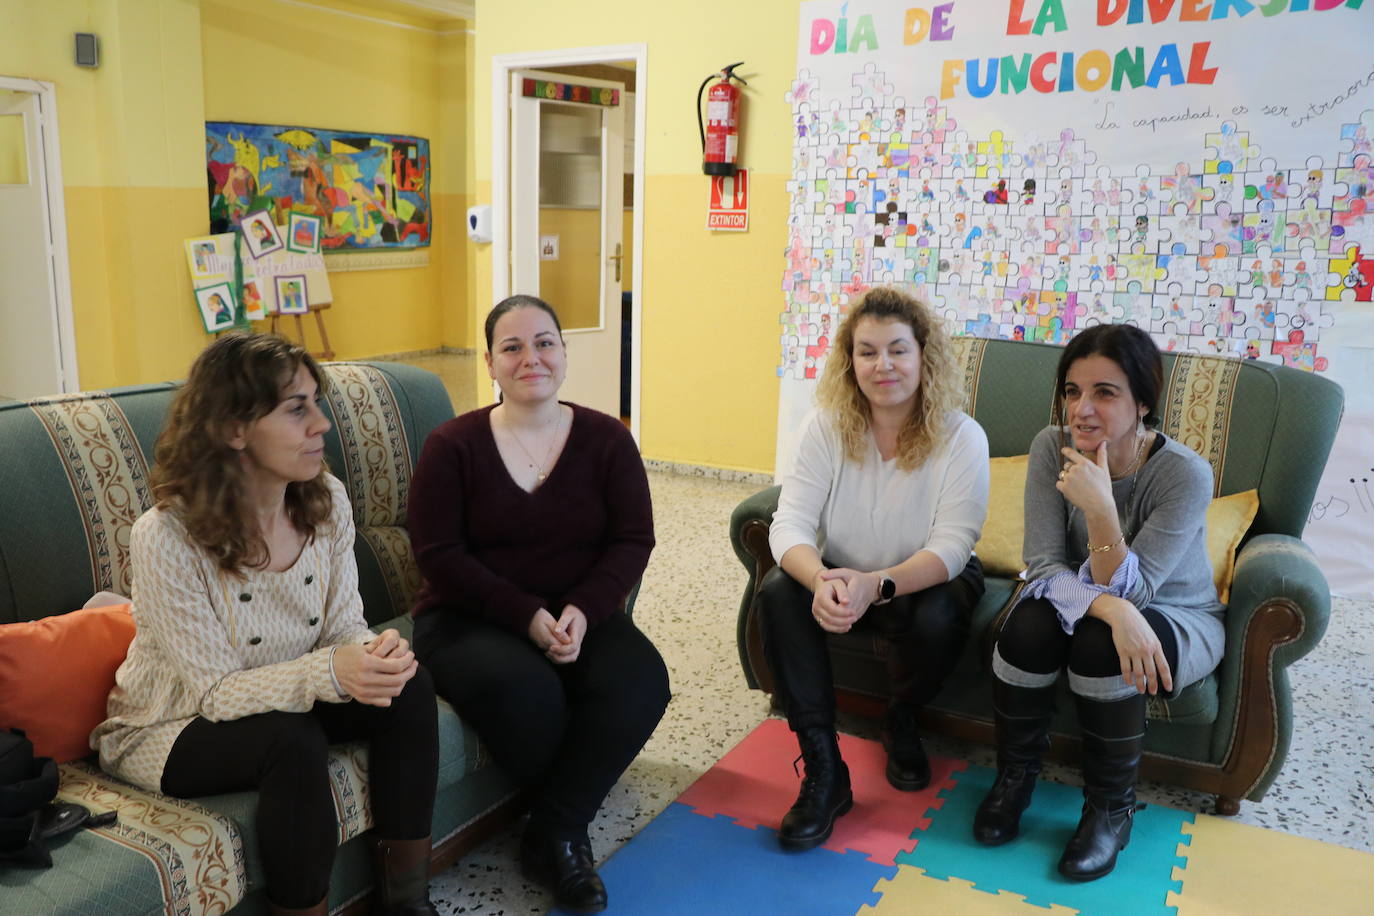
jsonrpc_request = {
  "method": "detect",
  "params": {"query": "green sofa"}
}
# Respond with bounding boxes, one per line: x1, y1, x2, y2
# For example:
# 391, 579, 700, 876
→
0, 362, 516, 914
730, 338, 1343, 815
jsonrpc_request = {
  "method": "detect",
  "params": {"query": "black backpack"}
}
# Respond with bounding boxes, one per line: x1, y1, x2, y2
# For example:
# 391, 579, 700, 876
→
0, 728, 115, 868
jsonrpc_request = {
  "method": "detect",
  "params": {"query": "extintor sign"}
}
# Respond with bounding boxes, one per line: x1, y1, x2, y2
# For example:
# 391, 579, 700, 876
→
706, 169, 749, 231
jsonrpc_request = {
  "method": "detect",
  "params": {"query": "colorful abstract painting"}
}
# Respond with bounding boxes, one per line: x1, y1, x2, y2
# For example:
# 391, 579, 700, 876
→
206, 121, 430, 249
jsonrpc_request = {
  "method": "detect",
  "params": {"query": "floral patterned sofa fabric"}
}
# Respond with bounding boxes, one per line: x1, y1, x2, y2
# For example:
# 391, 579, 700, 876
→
0, 362, 514, 915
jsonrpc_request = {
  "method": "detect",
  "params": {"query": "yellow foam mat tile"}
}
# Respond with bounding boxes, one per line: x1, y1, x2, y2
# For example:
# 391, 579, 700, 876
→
861, 864, 1078, 914
1169, 815, 1374, 915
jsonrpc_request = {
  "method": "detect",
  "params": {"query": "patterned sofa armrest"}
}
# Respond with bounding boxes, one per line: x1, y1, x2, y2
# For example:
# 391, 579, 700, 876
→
1208, 533, 1331, 802
730, 485, 781, 690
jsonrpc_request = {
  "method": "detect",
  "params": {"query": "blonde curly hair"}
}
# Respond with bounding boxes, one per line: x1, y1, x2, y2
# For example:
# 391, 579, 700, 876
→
816, 287, 963, 471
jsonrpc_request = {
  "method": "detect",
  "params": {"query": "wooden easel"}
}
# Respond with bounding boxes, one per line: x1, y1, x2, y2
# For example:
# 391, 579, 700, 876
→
270, 302, 335, 360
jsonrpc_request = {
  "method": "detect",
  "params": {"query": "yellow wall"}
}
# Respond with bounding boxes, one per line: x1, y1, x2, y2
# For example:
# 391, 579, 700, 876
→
472, 2, 800, 473
2, 0, 471, 391
201, 0, 461, 358
3, 0, 209, 388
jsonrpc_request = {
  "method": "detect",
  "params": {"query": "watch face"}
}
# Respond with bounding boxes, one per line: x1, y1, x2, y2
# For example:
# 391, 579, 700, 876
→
880, 577, 896, 601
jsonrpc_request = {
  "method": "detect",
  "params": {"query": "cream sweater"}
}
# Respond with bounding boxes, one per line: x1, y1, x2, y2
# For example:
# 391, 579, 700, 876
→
91, 474, 375, 792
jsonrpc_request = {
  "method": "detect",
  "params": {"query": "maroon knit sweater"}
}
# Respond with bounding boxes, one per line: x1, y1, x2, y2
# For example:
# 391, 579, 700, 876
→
407, 403, 654, 634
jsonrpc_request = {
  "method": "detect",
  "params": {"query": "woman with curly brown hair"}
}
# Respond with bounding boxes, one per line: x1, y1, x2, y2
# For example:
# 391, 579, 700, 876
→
759, 286, 989, 851
92, 333, 439, 916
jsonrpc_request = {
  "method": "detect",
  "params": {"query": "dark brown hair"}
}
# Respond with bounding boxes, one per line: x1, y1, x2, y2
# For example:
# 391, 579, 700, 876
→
1053, 323, 1164, 431
151, 332, 332, 574
484, 295, 563, 350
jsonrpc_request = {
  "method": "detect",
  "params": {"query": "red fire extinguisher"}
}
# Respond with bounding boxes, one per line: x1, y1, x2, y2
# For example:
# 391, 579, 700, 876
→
698, 62, 747, 176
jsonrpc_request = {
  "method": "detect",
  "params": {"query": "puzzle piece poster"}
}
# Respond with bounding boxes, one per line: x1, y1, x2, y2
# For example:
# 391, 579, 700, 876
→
776, 0, 1374, 597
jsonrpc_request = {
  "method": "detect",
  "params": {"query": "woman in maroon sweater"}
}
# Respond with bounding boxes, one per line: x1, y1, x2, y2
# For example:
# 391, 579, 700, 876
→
408, 295, 670, 915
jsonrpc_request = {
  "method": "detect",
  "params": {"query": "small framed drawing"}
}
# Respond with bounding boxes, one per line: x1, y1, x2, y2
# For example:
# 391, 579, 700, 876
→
188, 239, 218, 278
241, 210, 284, 258
275, 274, 309, 315
194, 282, 237, 333
287, 213, 323, 254
242, 279, 266, 321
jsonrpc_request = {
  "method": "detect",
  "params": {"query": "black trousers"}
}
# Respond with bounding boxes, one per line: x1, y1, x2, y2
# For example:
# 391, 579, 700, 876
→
414, 610, 670, 842
161, 666, 439, 909
994, 596, 1180, 682
757, 556, 985, 733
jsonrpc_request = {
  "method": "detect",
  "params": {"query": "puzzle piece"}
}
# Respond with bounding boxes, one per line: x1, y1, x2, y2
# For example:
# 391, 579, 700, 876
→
677, 718, 965, 866
1167, 804, 1374, 915
1327, 243, 1374, 301
862, 865, 1077, 914
591, 803, 894, 916
1203, 121, 1256, 174
898, 765, 1189, 913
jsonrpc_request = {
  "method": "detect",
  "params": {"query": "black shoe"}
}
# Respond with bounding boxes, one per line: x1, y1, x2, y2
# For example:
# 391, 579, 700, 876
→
520, 830, 607, 914
1057, 692, 1146, 881
1058, 798, 1136, 880
972, 680, 1056, 846
778, 727, 853, 850
882, 704, 931, 792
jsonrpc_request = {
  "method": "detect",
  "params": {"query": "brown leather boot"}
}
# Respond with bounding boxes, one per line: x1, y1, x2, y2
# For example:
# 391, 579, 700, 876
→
368, 835, 438, 915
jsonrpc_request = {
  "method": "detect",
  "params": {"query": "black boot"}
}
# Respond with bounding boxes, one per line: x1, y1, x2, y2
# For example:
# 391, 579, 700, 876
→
778, 727, 853, 851
520, 825, 608, 914
882, 703, 931, 791
973, 679, 1056, 846
367, 835, 439, 915
1058, 693, 1146, 881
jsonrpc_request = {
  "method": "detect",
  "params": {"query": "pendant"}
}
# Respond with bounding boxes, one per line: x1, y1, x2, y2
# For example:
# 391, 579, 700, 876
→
536, 471, 547, 483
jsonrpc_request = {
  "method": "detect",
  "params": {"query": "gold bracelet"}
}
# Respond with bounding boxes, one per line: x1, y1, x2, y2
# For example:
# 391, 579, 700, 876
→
1086, 534, 1125, 553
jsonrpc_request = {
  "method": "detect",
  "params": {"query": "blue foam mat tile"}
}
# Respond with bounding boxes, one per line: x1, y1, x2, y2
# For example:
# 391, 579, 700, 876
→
559, 801, 897, 915
897, 764, 1190, 914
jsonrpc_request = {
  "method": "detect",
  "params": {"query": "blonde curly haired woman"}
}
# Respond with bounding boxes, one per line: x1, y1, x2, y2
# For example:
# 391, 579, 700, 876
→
760, 287, 990, 850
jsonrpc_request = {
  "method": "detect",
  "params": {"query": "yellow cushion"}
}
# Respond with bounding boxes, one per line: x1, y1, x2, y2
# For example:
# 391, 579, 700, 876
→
1207, 489, 1259, 603
974, 455, 1028, 577
974, 455, 1258, 603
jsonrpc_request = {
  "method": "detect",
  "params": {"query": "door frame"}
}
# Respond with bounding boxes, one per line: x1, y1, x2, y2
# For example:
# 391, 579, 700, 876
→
492, 44, 646, 442
0, 76, 78, 393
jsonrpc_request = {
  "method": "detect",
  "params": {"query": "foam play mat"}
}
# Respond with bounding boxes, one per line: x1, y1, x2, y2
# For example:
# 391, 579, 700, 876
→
562, 718, 1374, 915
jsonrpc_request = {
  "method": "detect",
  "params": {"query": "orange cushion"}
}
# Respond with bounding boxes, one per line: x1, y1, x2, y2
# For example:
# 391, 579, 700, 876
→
0, 604, 135, 762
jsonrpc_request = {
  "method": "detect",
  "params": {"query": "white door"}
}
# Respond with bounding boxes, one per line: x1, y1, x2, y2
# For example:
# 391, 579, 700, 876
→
509, 70, 625, 417
0, 90, 65, 399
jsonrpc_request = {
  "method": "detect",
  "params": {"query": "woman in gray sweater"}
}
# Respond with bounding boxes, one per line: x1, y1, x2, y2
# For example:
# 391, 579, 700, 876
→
973, 324, 1223, 881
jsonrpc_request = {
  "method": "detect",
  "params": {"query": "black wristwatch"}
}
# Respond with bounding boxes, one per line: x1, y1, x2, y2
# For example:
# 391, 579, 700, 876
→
873, 574, 896, 605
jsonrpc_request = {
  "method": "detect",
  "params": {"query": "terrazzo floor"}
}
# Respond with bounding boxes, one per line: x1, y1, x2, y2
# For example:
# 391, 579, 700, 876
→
383, 351, 1374, 914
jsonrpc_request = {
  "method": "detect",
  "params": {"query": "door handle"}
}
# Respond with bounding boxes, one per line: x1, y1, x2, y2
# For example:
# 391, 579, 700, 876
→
608, 243, 622, 283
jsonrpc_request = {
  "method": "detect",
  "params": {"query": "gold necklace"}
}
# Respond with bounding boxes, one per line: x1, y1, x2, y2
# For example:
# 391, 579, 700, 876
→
505, 408, 564, 484
1110, 428, 1149, 481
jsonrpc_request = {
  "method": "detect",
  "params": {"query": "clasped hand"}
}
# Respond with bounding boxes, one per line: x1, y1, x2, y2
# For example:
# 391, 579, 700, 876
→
1057, 443, 1116, 517
528, 605, 587, 664
333, 628, 417, 706
811, 567, 878, 633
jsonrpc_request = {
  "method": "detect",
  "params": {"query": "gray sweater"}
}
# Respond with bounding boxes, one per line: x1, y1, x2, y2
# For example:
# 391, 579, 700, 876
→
1024, 426, 1225, 693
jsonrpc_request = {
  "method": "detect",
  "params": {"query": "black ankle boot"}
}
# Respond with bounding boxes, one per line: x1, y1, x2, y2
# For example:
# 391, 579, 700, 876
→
882, 703, 931, 791
520, 827, 607, 913
973, 680, 1056, 846
1058, 693, 1146, 881
779, 727, 853, 850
